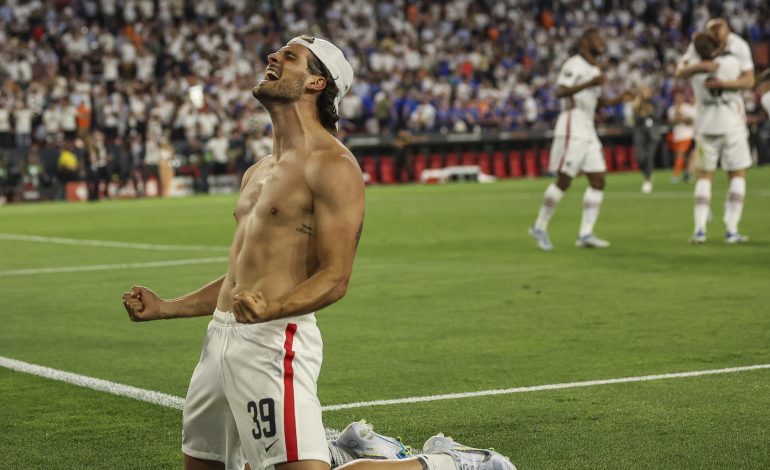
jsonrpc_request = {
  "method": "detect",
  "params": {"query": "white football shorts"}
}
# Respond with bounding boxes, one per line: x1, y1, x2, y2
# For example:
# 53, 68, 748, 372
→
549, 134, 606, 178
695, 130, 752, 172
182, 309, 329, 470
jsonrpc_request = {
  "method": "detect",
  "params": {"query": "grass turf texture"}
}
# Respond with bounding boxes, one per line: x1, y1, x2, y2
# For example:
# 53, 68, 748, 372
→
1, 169, 769, 469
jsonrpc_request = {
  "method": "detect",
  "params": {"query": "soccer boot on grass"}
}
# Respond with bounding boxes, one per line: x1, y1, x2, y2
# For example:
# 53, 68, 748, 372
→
725, 232, 749, 244
575, 233, 610, 248
528, 227, 553, 251
689, 230, 706, 244
423, 433, 516, 470
333, 420, 414, 460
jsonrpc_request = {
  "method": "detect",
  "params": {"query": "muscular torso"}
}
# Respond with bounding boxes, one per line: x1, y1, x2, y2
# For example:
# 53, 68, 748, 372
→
217, 153, 318, 312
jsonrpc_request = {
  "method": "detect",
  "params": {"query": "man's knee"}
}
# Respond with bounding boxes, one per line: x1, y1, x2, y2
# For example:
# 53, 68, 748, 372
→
555, 173, 573, 191
184, 453, 225, 470
586, 173, 605, 190
275, 460, 331, 470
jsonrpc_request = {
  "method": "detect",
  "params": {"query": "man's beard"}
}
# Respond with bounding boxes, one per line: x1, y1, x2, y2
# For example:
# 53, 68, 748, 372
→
252, 75, 304, 107
589, 45, 604, 57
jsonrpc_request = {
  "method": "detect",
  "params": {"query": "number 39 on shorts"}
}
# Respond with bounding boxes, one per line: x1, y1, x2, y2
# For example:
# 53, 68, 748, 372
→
247, 398, 276, 439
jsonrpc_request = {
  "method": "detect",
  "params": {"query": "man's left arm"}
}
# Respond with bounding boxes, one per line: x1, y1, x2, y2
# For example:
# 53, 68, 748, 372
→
232, 152, 365, 323
705, 70, 755, 91
598, 90, 636, 108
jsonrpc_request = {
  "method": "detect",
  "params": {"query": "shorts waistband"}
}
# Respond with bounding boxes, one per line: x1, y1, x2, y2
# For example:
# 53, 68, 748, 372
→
212, 308, 316, 326
213, 309, 239, 325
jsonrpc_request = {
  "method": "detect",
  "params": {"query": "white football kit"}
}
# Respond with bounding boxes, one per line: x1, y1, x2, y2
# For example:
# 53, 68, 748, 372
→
183, 309, 329, 470
549, 54, 605, 177
678, 32, 754, 76
690, 53, 752, 172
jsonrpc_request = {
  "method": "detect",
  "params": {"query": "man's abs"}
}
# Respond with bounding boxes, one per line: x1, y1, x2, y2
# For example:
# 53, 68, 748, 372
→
217, 156, 318, 311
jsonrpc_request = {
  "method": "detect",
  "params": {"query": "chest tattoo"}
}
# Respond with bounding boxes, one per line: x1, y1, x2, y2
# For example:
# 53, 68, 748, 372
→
296, 224, 315, 236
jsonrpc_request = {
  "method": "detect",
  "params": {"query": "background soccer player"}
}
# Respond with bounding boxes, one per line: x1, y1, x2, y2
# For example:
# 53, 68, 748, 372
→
529, 27, 635, 251
683, 32, 754, 244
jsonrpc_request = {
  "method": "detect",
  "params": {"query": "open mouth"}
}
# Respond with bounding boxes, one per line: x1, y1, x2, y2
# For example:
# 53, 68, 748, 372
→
264, 68, 281, 81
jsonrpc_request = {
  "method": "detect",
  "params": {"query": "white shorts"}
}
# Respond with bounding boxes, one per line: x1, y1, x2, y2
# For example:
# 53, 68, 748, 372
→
695, 131, 752, 172
182, 309, 329, 470
549, 135, 606, 178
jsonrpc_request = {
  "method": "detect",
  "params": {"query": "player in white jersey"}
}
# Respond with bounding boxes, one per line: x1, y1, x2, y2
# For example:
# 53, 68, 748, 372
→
681, 30, 754, 244
676, 19, 754, 85
529, 28, 634, 251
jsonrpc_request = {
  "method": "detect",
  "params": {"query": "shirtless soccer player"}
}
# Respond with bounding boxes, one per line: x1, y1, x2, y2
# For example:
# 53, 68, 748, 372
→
529, 28, 634, 251
676, 24, 755, 244
122, 36, 515, 470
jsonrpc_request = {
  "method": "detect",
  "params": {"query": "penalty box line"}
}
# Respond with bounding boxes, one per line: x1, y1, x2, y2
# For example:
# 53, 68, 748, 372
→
0, 233, 229, 253
1, 355, 769, 412
0, 257, 229, 277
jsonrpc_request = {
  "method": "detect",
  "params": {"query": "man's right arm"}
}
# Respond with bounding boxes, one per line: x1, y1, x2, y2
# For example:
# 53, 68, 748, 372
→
676, 60, 716, 79
122, 275, 225, 321
557, 75, 603, 99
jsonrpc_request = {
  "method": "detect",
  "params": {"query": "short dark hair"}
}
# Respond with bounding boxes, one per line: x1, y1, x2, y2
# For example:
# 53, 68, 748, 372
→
582, 27, 601, 40
693, 32, 718, 60
306, 52, 340, 135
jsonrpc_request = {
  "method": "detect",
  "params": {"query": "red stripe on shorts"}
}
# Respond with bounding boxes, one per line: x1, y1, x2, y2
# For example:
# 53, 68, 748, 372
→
283, 323, 299, 461
557, 109, 572, 173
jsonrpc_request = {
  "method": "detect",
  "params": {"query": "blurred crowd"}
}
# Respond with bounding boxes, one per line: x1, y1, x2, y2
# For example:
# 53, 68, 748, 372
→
0, 0, 769, 201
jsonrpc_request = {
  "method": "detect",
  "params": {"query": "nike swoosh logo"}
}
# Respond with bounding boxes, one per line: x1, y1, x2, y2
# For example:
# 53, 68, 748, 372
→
264, 439, 279, 453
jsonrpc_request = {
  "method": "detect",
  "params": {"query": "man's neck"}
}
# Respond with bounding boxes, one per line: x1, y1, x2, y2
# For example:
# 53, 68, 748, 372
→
263, 101, 327, 159
579, 49, 598, 66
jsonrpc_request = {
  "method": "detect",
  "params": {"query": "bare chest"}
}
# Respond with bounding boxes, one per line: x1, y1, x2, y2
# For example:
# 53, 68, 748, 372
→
234, 160, 312, 225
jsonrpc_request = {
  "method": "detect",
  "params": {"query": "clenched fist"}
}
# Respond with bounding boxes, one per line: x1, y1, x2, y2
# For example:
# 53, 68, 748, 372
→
232, 291, 271, 323
122, 286, 164, 321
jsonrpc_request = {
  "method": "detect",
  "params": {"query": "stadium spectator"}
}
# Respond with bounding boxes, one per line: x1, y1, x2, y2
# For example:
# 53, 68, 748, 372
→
0, 0, 767, 203
205, 127, 230, 175
632, 85, 664, 193
667, 91, 696, 183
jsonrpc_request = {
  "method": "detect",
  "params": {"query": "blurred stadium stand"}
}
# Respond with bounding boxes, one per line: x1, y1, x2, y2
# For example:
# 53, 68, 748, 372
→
0, 0, 769, 201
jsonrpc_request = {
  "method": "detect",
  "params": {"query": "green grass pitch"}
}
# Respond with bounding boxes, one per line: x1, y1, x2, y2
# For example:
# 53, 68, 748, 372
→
1, 169, 769, 469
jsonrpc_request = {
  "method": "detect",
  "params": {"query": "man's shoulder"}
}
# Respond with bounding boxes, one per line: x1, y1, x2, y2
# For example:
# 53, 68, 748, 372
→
241, 156, 272, 184
307, 139, 358, 169
728, 32, 750, 50
305, 141, 363, 190
562, 55, 581, 68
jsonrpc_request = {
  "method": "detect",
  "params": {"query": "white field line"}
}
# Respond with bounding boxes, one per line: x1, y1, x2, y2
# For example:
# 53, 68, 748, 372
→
0, 356, 185, 409
0, 257, 228, 277
321, 363, 770, 411
0, 233, 229, 252
1, 355, 768, 412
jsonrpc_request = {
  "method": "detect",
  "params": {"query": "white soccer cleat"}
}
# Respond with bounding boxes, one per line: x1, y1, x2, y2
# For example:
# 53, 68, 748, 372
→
641, 181, 653, 194
423, 434, 516, 470
528, 227, 553, 251
725, 232, 749, 244
575, 234, 610, 248
333, 420, 413, 460
689, 230, 706, 244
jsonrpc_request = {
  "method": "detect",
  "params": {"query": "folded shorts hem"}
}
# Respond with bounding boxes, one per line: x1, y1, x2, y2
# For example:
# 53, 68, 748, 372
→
182, 445, 225, 464
261, 453, 331, 470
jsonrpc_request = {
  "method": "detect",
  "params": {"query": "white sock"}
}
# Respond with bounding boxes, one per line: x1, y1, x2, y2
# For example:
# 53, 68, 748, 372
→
534, 183, 564, 231
723, 176, 745, 234
694, 178, 712, 234
419, 454, 457, 470
328, 442, 357, 469
579, 187, 604, 237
